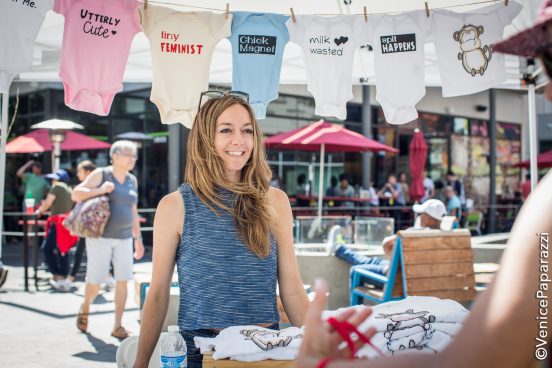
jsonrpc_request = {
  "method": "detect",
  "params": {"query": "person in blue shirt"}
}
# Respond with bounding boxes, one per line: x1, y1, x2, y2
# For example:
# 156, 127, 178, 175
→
444, 185, 462, 222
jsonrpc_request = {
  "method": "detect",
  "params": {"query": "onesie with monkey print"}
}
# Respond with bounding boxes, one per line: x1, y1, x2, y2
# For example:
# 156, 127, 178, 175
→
432, 1, 521, 97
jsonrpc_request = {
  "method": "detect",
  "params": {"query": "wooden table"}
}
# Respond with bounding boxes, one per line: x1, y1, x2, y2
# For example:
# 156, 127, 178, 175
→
203, 352, 293, 367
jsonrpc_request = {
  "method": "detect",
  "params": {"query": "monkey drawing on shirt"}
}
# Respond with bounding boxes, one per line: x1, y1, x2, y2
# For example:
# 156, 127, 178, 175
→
240, 329, 303, 351
453, 24, 492, 77
376, 309, 437, 354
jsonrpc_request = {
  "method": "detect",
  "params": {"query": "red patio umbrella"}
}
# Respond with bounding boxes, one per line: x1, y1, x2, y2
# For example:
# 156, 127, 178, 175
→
409, 130, 427, 203
265, 120, 398, 217
514, 148, 552, 169
6, 129, 111, 153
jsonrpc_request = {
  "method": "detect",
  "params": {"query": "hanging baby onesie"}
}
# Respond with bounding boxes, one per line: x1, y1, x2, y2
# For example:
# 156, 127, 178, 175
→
54, 0, 141, 115
286, 15, 370, 120
368, 11, 430, 125
0, 0, 53, 93
230, 12, 289, 120
141, 5, 232, 128
432, 1, 522, 97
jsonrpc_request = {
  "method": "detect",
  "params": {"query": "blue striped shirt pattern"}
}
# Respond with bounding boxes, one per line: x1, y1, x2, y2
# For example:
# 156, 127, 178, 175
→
176, 184, 279, 330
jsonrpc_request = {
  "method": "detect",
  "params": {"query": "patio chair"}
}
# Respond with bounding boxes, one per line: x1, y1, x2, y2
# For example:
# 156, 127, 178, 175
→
350, 229, 476, 305
464, 211, 483, 236
116, 335, 160, 368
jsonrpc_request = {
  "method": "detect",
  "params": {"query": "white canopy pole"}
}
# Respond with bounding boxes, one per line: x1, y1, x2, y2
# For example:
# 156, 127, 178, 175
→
0, 93, 9, 260
527, 61, 539, 190
317, 143, 325, 219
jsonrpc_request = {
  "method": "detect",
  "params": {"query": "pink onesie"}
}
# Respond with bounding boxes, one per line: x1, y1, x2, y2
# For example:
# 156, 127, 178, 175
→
54, 0, 141, 115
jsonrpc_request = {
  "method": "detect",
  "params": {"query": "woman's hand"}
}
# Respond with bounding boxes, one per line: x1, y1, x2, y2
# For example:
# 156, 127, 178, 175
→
294, 280, 376, 368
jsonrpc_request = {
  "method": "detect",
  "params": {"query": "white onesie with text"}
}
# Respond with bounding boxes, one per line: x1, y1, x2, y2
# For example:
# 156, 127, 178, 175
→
369, 11, 430, 125
286, 15, 369, 120
0, 0, 53, 93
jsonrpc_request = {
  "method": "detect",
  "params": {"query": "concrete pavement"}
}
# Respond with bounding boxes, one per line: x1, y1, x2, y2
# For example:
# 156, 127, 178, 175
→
0, 240, 153, 368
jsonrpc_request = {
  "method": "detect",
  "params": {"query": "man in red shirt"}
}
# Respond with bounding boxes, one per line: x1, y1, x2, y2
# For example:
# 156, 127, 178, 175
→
520, 174, 531, 200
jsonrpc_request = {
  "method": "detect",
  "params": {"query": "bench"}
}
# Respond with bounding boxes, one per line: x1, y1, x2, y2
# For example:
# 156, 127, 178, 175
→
350, 229, 476, 305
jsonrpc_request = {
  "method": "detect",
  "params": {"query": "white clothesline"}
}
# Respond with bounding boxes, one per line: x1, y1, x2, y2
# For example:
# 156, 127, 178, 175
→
145, 0, 508, 15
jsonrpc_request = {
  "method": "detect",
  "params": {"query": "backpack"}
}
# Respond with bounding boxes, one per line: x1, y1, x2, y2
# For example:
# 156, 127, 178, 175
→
63, 169, 110, 238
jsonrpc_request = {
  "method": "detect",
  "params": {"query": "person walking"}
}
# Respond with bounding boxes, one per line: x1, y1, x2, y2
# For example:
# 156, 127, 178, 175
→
35, 169, 74, 291
72, 140, 145, 339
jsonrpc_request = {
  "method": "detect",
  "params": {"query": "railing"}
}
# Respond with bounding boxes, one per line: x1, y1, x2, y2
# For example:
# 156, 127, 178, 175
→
290, 204, 523, 235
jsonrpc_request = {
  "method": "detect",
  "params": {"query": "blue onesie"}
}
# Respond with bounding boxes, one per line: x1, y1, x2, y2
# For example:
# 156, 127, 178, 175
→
229, 12, 289, 119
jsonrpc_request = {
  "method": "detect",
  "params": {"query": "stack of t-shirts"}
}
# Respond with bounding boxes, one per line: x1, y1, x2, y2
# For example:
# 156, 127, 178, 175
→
323, 296, 469, 358
194, 325, 303, 362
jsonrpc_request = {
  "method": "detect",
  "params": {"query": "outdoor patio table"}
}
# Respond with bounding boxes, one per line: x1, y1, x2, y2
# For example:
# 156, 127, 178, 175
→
17, 214, 46, 292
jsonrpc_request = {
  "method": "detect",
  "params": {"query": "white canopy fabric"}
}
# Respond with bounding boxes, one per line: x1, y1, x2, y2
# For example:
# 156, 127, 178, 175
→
20, 0, 541, 89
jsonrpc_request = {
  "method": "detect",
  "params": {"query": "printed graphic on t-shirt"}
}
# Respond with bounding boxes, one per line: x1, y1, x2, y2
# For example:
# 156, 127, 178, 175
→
160, 31, 203, 54
376, 308, 437, 354
453, 24, 492, 77
80, 9, 123, 38
380, 34, 416, 54
11, 0, 37, 9
240, 329, 303, 351
309, 34, 349, 55
238, 35, 277, 55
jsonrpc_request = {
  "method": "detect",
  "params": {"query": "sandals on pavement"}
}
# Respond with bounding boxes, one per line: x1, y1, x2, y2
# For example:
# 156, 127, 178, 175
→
111, 326, 131, 340
76, 309, 88, 333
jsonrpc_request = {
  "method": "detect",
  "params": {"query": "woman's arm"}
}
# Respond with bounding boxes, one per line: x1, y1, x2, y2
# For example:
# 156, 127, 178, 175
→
36, 193, 55, 214
270, 187, 310, 326
71, 169, 114, 202
132, 204, 144, 260
133, 191, 183, 368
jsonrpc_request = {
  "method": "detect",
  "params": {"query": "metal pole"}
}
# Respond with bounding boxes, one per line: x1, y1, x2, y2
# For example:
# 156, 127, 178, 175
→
53, 141, 61, 172
361, 85, 372, 189
317, 144, 325, 219
0, 93, 8, 260
489, 89, 497, 234
168, 123, 181, 191
527, 62, 539, 190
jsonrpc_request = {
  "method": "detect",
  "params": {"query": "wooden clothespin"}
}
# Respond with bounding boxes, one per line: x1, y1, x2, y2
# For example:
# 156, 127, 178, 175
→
144, 0, 148, 10
505, 0, 509, 6
290, 8, 296, 23
424, 2, 430, 18
364, 6, 368, 22
225, 3, 230, 19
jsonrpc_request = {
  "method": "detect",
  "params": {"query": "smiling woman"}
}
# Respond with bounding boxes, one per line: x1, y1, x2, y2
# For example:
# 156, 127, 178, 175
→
134, 93, 310, 368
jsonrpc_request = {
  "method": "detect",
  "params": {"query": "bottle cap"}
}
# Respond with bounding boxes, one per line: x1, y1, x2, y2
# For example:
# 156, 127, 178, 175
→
168, 325, 180, 333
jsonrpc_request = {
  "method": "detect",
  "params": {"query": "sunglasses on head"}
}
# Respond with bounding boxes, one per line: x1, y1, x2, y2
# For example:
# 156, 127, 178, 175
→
536, 43, 552, 79
198, 90, 249, 111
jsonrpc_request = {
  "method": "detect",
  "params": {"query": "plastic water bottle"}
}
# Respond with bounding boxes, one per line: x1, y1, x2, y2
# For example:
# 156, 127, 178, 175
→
160, 325, 187, 368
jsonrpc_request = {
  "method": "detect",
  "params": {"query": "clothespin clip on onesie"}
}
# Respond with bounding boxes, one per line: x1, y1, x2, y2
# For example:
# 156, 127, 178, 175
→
364, 6, 368, 22
290, 8, 297, 23
225, 3, 230, 19
424, 2, 430, 18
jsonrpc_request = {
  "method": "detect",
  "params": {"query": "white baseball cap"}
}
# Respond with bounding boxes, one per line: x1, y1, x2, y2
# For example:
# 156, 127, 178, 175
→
412, 199, 447, 220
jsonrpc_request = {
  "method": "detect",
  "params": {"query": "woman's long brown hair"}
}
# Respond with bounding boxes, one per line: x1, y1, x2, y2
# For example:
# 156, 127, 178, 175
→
185, 95, 274, 258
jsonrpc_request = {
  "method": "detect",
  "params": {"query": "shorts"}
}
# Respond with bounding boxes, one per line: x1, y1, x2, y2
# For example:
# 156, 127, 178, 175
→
85, 237, 134, 285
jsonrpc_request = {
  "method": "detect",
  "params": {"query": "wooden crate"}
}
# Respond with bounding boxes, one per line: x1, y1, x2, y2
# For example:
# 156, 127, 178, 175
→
202, 352, 293, 367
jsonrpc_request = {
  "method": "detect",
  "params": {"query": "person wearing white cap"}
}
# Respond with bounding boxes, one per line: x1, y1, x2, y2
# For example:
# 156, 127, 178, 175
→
332, 199, 447, 282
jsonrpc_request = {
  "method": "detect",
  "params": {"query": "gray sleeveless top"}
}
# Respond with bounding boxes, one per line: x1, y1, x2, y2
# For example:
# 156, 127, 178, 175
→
102, 167, 138, 239
176, 184, 279, 330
